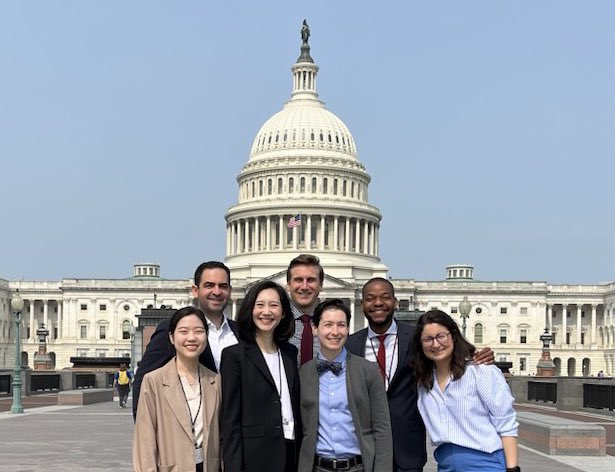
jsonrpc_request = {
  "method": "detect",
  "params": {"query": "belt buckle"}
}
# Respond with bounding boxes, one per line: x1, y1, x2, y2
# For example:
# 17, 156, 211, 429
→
335, 458, 350, 470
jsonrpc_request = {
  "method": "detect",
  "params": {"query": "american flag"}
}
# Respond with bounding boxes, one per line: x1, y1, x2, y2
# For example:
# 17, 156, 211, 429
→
287, 214, 302, 228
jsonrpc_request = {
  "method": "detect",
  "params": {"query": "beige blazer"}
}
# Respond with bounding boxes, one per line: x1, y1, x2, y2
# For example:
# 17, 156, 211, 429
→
133, 359, 222, 472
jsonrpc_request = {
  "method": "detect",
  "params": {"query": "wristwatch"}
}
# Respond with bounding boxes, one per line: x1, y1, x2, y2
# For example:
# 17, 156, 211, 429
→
506, 467, 520, 472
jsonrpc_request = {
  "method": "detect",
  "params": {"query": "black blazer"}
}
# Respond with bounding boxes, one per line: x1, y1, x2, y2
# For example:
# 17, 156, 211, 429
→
132, 317, 238, 419
220, 341, 302, 472
345, 321, 426, 471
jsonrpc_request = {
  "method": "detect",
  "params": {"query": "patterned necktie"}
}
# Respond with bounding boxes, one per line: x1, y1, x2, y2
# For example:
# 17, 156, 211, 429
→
300, 314, 313, 365
377, 334, 388, 382
315, 358, 343, 376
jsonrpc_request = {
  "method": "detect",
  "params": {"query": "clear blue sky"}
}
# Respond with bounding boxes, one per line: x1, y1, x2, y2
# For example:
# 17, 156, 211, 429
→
1, 2, 614, 284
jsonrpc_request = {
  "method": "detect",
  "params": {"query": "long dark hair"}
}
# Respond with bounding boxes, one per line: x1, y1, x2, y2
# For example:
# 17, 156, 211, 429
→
236, 280, 294, 344
411, 309, 475, 390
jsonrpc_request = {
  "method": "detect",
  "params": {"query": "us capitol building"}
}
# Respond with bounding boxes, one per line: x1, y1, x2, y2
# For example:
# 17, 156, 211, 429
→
1, 28, 614, 377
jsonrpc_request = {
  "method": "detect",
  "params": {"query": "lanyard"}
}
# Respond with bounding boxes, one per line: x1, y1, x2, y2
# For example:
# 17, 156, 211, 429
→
177, 361, 203, 449
368, 333, 398, 388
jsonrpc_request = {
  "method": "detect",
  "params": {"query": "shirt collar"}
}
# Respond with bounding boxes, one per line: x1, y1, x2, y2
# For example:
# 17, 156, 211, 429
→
206, 315, 230, 332
367, 319, 398, 340
291, 302, 316, 319
317, 347, 347, 364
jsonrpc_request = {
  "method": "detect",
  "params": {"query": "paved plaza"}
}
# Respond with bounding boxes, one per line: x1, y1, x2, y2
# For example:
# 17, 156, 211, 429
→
0, 395, 614, 472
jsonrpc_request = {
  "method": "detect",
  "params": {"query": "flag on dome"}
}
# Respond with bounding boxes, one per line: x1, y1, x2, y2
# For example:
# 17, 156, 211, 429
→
287, 214, 302, 228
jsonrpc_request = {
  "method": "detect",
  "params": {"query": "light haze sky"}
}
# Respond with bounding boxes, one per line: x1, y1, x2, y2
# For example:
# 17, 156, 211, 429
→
2, 2, 614, 284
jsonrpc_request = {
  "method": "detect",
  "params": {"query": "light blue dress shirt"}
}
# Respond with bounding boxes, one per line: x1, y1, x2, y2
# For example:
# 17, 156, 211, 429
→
315, 348, 361, 458
417, 363, 518, 454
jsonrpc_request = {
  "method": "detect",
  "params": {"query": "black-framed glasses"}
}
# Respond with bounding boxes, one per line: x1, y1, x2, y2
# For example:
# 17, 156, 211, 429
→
420, 331, 451, 347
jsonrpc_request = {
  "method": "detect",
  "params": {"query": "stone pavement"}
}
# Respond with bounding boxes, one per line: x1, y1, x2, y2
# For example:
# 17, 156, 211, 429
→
1, 396, 615, 472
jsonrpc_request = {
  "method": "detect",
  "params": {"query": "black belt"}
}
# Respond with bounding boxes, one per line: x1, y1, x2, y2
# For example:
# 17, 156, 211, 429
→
314, 455, 362, 470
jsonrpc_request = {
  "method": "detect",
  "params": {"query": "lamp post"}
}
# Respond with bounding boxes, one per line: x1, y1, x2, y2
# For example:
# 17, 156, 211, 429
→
11, 292, 25, 414
458, 296, 472, 338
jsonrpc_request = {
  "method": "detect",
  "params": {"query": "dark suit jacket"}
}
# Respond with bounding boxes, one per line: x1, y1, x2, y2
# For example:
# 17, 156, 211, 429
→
298, 353, 393, 472
346, 321, 427, 471
132, 317, 238, 419
220, 341, 302, 472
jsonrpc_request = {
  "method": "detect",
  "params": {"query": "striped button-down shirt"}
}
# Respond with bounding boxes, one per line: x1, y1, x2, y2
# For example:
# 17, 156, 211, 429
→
417, 363, 518, 454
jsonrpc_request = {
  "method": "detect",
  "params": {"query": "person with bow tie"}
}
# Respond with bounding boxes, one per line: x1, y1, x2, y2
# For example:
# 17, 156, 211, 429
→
298, 299, 392, 472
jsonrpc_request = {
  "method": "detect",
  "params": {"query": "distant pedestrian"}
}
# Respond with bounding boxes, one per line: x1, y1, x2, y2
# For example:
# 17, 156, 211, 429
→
597, 370, 605, 378
113, 363, 132, 408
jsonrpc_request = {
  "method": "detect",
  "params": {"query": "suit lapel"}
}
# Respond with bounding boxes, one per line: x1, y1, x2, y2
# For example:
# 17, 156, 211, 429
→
280, 345, 295, 393
161, 362, 194, 441
390, 322, 411, 387
245, 343, 277, 390
201, 345, 217, 373
200, 366, 217, 449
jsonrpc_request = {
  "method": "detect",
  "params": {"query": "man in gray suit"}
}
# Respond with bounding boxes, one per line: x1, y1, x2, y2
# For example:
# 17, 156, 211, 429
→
298, 299, 392, 472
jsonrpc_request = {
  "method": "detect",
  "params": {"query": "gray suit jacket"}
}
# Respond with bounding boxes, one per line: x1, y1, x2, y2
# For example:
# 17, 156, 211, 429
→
298, 352, 393, 472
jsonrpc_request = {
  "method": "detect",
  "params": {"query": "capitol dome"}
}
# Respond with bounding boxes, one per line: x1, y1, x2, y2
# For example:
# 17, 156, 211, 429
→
224, 24, 388, 282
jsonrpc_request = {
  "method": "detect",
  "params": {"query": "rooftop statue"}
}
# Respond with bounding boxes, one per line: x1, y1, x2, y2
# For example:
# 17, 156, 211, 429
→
301, 19, 310, 45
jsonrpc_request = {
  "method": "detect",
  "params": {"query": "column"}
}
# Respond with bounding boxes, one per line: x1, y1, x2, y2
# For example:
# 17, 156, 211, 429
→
333, 216, 339, 251
576, 304, 582, 345
29, 300, 35, 341
561, 304, 567, 346
375, 224, 380, 256
278, 215, 284, 249
547, 304, 553, 332
320, 216, 325, 250
244, 219, 249, 252
43, 299, 49, 333
345, 217, 350, 251
255, 217, 260, 251
306, 215, 312, 250
57, 300, 63, 340
293, 226, 298, 249
232, 300, 237, 321
355, 219, 360, 252
226, 223, 231, 255
266, 216, 271, 250
591, 304, 597, 345
363, 220, 369, 254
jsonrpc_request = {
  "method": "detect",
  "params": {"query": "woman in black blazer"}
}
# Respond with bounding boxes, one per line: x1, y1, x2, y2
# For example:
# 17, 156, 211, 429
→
221, 280, 301, 472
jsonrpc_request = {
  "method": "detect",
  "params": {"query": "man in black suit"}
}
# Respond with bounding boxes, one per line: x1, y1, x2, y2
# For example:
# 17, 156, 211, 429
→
132, 261, 238, 419
346, 278, 494, 472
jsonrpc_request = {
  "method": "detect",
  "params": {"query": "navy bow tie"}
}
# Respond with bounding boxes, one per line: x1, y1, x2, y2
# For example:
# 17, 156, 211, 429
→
316, 358, 343, 376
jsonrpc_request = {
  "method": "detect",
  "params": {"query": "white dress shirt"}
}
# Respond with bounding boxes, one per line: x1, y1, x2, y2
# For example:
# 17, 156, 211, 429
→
206, 316, 238, 371
364, 320, 399, 390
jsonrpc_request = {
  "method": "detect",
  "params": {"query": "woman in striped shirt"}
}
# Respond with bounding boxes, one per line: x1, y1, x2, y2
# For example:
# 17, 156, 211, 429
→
411, 310, 519, 472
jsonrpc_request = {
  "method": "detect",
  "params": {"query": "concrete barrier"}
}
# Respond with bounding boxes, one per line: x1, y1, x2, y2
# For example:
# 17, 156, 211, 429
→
517, 411, 606, 456
58, 388, 113, 406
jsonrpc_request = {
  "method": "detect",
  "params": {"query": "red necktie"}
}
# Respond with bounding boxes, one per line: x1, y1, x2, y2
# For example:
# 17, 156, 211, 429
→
377, 334, 388, 382
300, 314, 313, 365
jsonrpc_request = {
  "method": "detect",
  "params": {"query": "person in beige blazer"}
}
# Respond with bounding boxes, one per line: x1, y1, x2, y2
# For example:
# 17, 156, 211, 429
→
134, 307, 222, 472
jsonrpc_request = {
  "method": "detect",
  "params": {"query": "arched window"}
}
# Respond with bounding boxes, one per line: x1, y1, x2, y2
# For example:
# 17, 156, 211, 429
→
300, 177, 306, 192
289, 177, 294, 194
267, 179, 272, 195
323, 178, 328, 194
251, 182, 255, 198
474, 323, 484, 344
259, 180, 263, 196
278, 178, 283, 194
311, 177, 317, 193
333, 179, 338, 195
122, 320, 131, 340
342, 180, 347, 196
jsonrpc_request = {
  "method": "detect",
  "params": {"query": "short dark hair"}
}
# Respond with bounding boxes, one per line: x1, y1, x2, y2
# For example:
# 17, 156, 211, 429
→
169, 306, 209, 335
312, 298, 351, 326
362, 277, 395, 298
286, 254, 324, 284
194, 261, 231, 287
411, 309, 475, 390
236, 280, 294, 343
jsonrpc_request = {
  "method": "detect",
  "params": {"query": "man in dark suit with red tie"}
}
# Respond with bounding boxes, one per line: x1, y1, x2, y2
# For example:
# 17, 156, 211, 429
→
346, 278, 494, 472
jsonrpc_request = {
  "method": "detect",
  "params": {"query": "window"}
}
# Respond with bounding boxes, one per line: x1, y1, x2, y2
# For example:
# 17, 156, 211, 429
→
40, 306, 43, 313
323, 178, 328, 193
268, 179, 272, 195
53, 327, 58, 339
451, 307, 458, 314
474, 323, 484, 344
99, 325, 106, 340
398, 300, 409, 311
80, 304, 87, 311
77, 349, 88, 357
475, 307, 482, 314
520, 329, 527, 344
499, 329, 507, 343
27, 327, 31, 339
122, 321, 132, 340
520, 307, 528, 314
277, 178, 283, 194
581, 332, 585, 345
289, 177, 294, 194
311, 177, 317, 193
552, 332, 557, 344
519, 357, 527, 372
99, 304, 106, 311
500, 307, 507, 314
80, 325, 87, 339
300, 177, 305, 192
566, 332, 571, 344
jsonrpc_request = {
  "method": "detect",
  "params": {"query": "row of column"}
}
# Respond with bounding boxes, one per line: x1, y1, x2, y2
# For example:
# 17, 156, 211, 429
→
227, 214, 379, 256
546, 302, 614, 347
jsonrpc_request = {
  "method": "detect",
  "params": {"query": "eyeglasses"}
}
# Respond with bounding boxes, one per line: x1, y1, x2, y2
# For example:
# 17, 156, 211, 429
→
420, 332, 451, 347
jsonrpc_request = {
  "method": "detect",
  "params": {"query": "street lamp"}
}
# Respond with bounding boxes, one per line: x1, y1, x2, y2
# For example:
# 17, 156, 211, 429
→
458, 296, 472, 338
11, 291, 25, 414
